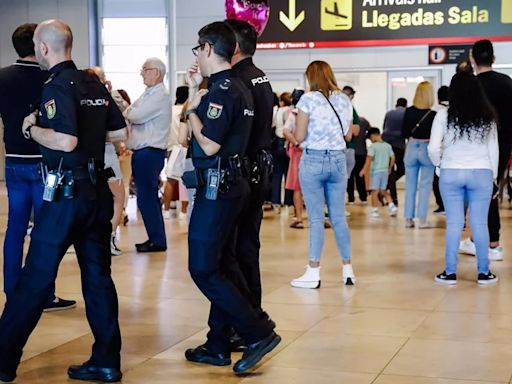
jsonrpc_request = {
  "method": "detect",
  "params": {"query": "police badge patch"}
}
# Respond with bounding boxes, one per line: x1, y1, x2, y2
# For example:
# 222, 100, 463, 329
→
44, 99, 56, 119
207, 102, 223, 119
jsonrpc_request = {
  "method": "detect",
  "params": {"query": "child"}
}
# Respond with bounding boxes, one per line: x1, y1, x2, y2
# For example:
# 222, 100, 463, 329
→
360, 128, 398, 218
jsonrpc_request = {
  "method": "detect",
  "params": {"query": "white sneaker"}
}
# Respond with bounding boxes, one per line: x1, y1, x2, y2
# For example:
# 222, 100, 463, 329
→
345, 210, 351, 217
459, 238, 476, 255
489, 247, 504, 261
418, 221, 435, 229
370, 208, 380, 218
343, 264, 355, 285
163, 210, 171, 220
291, 265, 321, 289
388, 203, 398, 217
110, 233, 122, 256
405, 218, 415, 228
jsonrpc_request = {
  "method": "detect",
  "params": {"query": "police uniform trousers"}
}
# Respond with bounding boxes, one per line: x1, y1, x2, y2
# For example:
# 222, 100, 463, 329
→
131, 147, 167, 247
0, 177, 122, 375
188, 179, 272, 354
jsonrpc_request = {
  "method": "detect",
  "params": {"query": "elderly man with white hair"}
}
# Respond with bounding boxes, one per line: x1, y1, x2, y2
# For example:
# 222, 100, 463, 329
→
125, 57, 171, 253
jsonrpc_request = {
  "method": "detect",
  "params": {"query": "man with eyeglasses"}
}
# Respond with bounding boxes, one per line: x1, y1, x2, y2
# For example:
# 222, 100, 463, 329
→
125, 57, 171, 253
183, 21, 280, 375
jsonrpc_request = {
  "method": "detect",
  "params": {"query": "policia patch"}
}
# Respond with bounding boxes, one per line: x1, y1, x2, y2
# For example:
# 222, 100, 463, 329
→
207, 102, 223, 119
44, 99, 57, 119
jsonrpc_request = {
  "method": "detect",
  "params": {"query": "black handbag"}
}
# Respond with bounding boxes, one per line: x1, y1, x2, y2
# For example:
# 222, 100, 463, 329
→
181, 169, 204, 189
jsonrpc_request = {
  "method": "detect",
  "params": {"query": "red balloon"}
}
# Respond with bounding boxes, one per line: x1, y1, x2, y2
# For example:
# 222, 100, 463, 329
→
225, 0, 270, 36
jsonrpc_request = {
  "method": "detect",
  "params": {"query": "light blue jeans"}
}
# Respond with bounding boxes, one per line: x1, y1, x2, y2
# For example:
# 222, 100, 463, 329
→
404, 140, 435, 221
345, 148, 356, 181
440, 169, 492, 274
299, 149, 352, 263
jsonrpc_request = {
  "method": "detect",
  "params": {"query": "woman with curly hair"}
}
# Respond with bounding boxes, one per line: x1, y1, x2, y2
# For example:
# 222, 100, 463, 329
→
428, 73, 498, 285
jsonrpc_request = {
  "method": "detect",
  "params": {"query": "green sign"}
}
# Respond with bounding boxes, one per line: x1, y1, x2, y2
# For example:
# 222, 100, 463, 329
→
258, 0, 512, 49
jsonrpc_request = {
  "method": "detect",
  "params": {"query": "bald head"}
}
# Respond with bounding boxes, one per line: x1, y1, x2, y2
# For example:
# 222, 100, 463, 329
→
33, 19, 73, 69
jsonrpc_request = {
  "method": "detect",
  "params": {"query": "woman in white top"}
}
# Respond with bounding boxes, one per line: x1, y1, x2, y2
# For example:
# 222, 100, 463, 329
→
428, 73, 499, 285
290, 61, 355, 288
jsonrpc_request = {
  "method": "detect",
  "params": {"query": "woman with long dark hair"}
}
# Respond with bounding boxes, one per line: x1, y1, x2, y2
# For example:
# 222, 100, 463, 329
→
428, 73, 498, 285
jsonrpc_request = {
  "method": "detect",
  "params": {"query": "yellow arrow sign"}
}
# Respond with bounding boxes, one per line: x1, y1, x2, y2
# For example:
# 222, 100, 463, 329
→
279, 0, 305, 32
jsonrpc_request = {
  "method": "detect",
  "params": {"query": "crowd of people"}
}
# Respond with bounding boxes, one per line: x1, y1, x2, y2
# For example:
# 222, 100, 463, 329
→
0, 14, 511, 384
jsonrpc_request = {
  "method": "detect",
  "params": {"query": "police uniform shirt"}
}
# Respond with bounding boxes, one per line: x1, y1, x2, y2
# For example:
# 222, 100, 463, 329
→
38, 61, 126, 169
231, 58, 273, 159
0, 60, 48, 162
191, 69, 254, 170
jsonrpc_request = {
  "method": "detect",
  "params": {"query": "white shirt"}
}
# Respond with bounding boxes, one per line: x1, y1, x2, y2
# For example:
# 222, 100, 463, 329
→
126, 83, 171, 150
274, 106, 291, 138
297, 91, 352, 150
428, 108, 499, 178
168, 104, 184, 149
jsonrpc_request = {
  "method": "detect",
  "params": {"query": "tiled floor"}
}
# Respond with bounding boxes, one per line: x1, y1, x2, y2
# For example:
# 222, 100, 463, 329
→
1, 186, 512, 383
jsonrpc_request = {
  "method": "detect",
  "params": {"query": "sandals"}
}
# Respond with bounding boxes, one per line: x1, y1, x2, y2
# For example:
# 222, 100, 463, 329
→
290, 220, 304, 229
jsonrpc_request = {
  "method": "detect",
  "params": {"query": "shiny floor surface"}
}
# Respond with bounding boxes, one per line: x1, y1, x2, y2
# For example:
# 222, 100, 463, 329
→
2, 186, 512, 384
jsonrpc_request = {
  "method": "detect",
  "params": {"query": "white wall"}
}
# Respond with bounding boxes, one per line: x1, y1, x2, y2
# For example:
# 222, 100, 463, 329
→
0, 0, 90, 68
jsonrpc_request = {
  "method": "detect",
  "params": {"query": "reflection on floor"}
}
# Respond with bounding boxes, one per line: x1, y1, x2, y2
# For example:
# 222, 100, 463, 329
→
1, 185, 512, 383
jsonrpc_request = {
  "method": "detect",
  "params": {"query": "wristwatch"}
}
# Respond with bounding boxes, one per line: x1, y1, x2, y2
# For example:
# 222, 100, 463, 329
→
184, 109, 197, 120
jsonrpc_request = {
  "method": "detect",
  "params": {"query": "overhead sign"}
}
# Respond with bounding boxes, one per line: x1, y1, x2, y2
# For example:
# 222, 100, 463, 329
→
258, 0, 512, 49
428, 44, 472, 65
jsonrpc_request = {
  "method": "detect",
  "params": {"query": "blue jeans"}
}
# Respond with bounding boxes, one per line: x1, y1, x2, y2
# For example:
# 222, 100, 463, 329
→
299, 149, 352, 263
132, 148, 167, 247
3, 162, 55, 303
345, 148, 355, 181
404, 140, 435, 220
440, 169, 492, 274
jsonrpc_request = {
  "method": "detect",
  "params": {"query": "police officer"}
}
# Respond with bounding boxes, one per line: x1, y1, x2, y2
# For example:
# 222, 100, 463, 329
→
0, 20, 125, 383
183, 21, 280, 375
222, 19, 275, 326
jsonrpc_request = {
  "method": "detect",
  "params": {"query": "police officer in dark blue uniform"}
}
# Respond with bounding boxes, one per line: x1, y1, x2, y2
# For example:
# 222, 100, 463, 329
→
0, 20, 125, 383
222, 19, 274, 312
182, 21, 280, 375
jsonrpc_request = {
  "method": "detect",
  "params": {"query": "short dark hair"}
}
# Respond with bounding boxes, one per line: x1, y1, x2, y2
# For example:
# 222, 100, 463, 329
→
175, 86, 188, 105
291, 88, 305, 105
342, 85, 355, 96
368, 127, 381, 137
472, 39, 494, 67
12, 23, 37, 58
396, 98, 407, 108
437, 86, 449, 103
198, 21, 236, 62
224, 19, 257, 56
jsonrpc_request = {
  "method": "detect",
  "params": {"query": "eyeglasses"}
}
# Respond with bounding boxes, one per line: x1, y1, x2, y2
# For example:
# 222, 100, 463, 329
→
192, 41, 213, 56
140, 67, 157, 73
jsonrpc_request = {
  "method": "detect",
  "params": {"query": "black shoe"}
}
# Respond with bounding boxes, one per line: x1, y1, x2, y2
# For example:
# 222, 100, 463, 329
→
135, 239, 151, 249
477, 271, 499, 285
233, 332, 281, 374
229, 331, 246, 353
68, 362, 122, 382
185, 345, 231, 366
261, 311, 276, 330
43, 297, 77, 312
434, 271, 457, 285
136, 242, 167, 253
0, 370, 15, 382
433, 207, 445, 215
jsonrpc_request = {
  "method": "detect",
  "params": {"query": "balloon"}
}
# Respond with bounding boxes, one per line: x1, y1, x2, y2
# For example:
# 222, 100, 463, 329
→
225, 0, 270, 36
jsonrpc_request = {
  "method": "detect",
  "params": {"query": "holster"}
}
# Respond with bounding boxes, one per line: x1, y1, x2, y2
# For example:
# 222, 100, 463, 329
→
182, 169, 204, 189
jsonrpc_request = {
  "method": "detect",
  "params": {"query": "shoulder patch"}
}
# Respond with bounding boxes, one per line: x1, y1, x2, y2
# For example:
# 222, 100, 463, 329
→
219, 79, 232, 90
44, 99, 56, 119
207, 102, 223, 119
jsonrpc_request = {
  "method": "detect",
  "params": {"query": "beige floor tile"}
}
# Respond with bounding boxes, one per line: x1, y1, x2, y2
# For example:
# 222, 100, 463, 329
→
263, 284, 357, 306
412, 311, 512, 344
374, 375, 506, 384
268, 332, 406, 373
310, 307, 429, 337
262, 302, 339, 332
241, 367, 377, 384
384, 338, 512, 382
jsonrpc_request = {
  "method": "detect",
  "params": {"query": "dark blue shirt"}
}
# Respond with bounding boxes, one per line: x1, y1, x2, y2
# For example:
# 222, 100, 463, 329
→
0, 60, 48, 162
37, 60, 125, 169
191, 69, 254, 170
